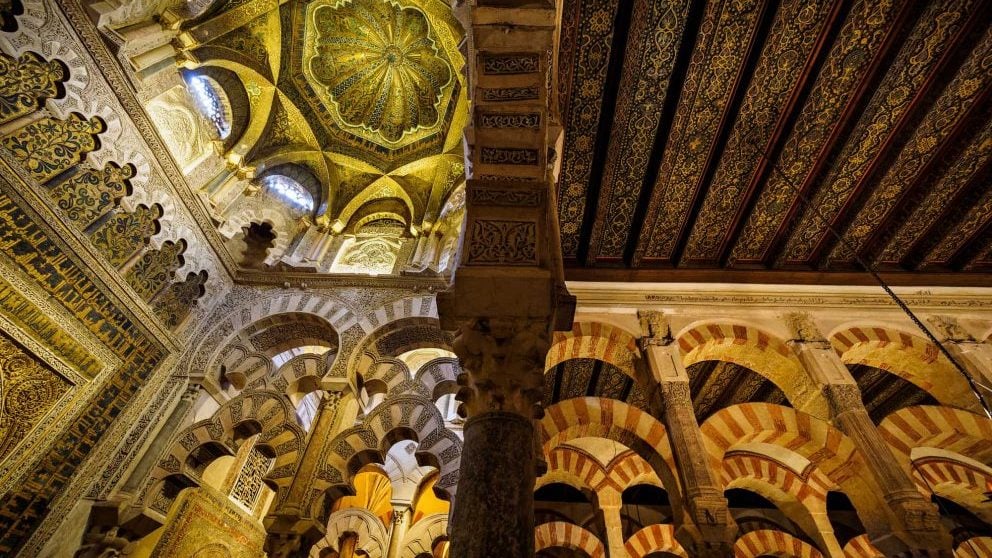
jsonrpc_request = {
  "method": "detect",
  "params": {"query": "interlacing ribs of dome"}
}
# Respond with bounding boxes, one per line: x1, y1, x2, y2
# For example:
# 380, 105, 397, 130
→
307, 0, 453, 144
303, 0, 456, 147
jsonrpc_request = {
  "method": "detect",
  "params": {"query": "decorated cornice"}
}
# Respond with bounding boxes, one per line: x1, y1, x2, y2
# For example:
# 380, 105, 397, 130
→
567, 281, 992, 311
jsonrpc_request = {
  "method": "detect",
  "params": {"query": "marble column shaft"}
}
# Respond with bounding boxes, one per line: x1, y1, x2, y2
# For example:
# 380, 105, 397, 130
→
385, 503, 412, 558
449, 411, 536, 558
597, 489, 626, 558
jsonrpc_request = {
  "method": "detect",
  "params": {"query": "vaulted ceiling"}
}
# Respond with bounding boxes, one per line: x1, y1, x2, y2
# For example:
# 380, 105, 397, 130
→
169, 0, 467, 229
556, 0, 992, 285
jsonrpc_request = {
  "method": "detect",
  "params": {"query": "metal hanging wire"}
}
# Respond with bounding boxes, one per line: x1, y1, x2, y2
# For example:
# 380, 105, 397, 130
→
752, 142, 991, 555
758, 150, 992, 419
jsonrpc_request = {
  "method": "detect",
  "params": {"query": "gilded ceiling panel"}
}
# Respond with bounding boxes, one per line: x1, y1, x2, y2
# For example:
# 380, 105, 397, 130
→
637, 0, 764, 262
681, 0, 836, 264
924, 182, 992, 266
303, 0, 454, 146
583, 0, 691, 262
730, 0, 907, 264
828, 25, 992, 262
877, 115, 992, 265
559, 0, 992, 282
556, 0, 623, 259
778, 0, 979, 264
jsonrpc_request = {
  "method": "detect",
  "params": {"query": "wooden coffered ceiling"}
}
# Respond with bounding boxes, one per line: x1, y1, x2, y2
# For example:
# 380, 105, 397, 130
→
555, 0, 992, 285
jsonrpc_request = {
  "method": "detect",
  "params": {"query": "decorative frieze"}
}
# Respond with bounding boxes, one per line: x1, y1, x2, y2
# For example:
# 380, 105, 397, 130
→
477, 111, 541, 129
480, 86, 540, 102
480, 53, 540, 75
466, 220, 537, 265
467, 187, 543, 207
479, 147, 539, 166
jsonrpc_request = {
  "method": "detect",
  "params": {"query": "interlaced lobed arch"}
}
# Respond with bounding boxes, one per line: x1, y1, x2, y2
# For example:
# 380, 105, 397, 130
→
315, 395, 461, 522
310, 507, 388, 558
399, 513, 448, 558
139, 389, 305, 523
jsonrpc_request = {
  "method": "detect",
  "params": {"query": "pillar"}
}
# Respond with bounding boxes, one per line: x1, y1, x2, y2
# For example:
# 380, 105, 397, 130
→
928, 314, 992, 414
439, 0, 566, 552
386, 502, 412, 558
265, 391, 345, 557
437, 181, 574, 558
640, 313, 735, 557
444, 318, 548, 558
120, 384, 199, 496
785, 313, 951, 556
597, 488, 625, 558
339, 533, 358, 558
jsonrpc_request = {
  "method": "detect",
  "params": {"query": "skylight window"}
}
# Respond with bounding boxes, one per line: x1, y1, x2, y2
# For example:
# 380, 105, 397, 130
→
184, 74, 231, 139
262, 174, 314, 213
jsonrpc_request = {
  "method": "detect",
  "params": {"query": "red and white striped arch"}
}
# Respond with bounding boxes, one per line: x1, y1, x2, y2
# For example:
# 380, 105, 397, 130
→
830, 325, 979, 413
541, 397, 683, 517
879, 405, 992, 471
547, 321, 642, 380
702, 403, 892, 535
534, 521, 606, 558
733, 529, 823, 558
912, 455, 992, 522
842, 534, 884, 557
676, 321, 828, 419
625, 523, 687, 558
539, 445, 661, 496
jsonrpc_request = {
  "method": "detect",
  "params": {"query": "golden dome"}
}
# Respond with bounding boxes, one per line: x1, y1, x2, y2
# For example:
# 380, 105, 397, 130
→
307, 0, 453, 144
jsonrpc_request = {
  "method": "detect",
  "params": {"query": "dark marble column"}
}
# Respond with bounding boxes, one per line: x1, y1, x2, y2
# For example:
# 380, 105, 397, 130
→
450, 411, 536, 558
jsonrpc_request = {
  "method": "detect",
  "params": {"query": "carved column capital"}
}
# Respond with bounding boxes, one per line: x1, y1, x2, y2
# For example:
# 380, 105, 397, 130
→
638, 309, 673, 347
783, 311, 830, 347
451, 317, 549, 418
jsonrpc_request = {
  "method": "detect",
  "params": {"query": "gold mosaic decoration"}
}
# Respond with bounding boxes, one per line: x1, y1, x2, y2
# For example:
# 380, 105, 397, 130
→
88, 204, 162, 268
303, 0, 455, 147
49, 162, 135, 229
779, 0, 977, 263
0, 329, 72, 463
125, 240, 186, 301
3, 114, 104, 182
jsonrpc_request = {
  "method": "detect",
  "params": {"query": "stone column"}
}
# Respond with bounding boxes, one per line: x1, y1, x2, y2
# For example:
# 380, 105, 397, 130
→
338, 533, 358, 558
784, 313, 950, 556
265, 391, 345, 558
596, 488, 626, 558
640, 315, 735, 557
386, 502, 412, 558
444, 318, 549, 558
